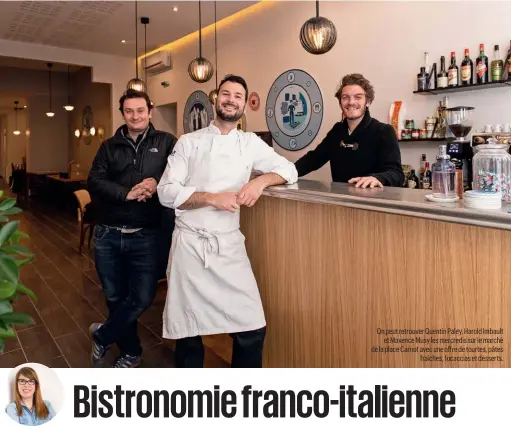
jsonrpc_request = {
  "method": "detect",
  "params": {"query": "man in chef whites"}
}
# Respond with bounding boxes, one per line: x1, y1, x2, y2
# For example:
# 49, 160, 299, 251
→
157, 75, 298, 367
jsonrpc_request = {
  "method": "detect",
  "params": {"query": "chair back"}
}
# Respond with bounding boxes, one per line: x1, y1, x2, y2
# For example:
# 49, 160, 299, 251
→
73, 189, 91, 213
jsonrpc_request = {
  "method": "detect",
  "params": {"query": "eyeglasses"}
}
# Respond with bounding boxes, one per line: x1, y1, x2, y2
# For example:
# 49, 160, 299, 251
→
18, 379, 36, 386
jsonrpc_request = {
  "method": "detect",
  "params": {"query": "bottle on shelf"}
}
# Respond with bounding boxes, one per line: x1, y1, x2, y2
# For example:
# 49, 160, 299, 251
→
492, 44, 504, 82
428, 62, 437, 90
437, 56, 448, 88
505, 40, 511, 81
461, 48, 473, 85
476, 43, 489, 84
431, 145, 456, 199
423, 163, 432, 190
424, 52, 430, 75
419, 154, 427, 186
448, 52, 459, 87
408, 169, 420, 189
417, 67, 428, 91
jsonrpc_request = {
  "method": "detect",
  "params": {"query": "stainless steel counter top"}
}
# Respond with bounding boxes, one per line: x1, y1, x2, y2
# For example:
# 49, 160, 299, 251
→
263, 179, 511, 231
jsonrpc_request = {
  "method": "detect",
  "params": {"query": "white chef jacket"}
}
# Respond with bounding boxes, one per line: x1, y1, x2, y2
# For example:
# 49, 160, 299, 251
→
157, 123, 298, 339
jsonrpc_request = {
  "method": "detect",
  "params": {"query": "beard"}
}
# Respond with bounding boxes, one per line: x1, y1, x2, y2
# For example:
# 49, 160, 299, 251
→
343, 103, 367, 121
216, 102, 244, 122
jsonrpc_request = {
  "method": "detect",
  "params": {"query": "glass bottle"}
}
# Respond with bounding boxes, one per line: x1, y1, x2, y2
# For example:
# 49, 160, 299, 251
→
448, 52, 458, 87
472, 143, 511, 201
437, 56, 448, 88
476, 43, 489, 84
461, 48, 473, 85
417, 67, 428, 91
491, 45, 504, 82
431, 145, 456, 199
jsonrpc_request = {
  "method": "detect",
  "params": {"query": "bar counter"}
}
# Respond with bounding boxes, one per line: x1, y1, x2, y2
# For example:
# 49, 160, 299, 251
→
239, 179, 511, 368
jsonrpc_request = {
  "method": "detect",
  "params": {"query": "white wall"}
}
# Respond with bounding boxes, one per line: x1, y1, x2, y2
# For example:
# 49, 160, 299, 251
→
145, 0, 511, 181
0, 39, 133, 134
151, 103, 177, 136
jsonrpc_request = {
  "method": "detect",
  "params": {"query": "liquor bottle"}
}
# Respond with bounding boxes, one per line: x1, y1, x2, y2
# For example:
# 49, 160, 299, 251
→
423, 162, 432, 190
506, 40, 511, 81
448, 52, 458, 87
431, 145, 456, 199
437, 56, 448, 88
476, 44, 489, 84
424, 52, 430, 75
492, 44, 504, 82
417, 67, 428, 91
419, 154, 427, 187
461, 48, 473, 85
407, 169, 420, 189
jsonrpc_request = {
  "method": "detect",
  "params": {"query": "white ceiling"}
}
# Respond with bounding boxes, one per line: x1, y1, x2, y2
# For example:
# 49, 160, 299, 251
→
0, 1, 259, 57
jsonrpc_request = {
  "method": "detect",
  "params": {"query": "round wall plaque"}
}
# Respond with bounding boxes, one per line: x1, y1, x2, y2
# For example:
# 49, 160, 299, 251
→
183, 90, 214, 134
265, 69, 323, 151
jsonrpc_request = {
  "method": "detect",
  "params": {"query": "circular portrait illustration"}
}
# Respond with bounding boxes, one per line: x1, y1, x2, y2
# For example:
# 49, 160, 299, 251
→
183, 90, 214, 134
5, 363, 64, 424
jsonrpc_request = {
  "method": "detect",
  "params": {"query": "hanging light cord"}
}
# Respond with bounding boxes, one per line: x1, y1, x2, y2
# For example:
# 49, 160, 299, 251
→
214, 1, 218, 88
316, 0, 319, 17
144, 20, 147, 86
199, 0, 202, 59
48, 65, 52, 110
135, 0, 138, 78
67, 65, 71, 104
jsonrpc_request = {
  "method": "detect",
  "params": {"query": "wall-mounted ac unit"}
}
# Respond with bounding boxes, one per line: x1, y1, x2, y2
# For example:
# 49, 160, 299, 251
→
143, 51, 172, 75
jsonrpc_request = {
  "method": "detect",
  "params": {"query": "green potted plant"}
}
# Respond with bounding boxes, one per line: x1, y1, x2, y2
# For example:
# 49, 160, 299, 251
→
0, 190, 36, 353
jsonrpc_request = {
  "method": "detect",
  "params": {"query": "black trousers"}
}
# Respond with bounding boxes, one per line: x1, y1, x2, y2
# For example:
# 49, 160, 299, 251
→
175, 327, 266, 368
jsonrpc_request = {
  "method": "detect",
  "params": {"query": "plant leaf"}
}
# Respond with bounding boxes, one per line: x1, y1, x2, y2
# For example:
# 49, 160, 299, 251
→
0, 325, 15, 338
14, 257, 33, 268
0, 191, 5, 199
16, 283, 37, 302
0, 300, 13, 315
0, 199, 16, 212
0, 280, 16, 299
4, 245, 33, 257
2, 207, 22, 216
0, 221, 19, 246
0, 257, 18, 283
0, 216, 9, 223
0, 312, 34, 325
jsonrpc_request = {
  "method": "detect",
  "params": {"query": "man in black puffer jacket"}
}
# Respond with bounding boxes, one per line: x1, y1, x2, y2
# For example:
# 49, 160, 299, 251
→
87, 89, 176, 368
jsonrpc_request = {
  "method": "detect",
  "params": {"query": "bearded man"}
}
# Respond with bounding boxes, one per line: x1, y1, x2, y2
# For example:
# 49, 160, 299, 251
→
157, 75, 298, 368
294, 73, 404, 188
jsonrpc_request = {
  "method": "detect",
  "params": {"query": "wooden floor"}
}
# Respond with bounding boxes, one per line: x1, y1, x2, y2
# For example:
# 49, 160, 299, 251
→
0, 195, 230, 368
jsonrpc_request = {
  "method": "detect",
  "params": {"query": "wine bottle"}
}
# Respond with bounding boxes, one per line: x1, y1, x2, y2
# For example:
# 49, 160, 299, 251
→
448, 52, 458, 87
476, 43, 489, 84
491, 44, 504, 82
437, 56, 448, 88
408, 169, 420, 189
461, 48, 473, 85
423, 162, 432, 190
417, 67, 428, 91
505, 40, 511, 81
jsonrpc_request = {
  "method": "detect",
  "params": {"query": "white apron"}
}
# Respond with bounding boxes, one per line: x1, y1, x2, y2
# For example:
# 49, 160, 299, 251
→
162, 132, 266, 339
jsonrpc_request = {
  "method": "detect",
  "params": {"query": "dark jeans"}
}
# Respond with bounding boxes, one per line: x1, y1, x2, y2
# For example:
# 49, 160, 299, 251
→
93, 225, 159, 357
175, 327, 267, 368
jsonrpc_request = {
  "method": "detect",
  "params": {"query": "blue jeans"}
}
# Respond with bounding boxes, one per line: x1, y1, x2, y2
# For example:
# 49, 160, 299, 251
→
93, 225, 159, 357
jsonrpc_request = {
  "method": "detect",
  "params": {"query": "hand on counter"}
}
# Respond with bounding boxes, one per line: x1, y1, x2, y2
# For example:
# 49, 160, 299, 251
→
237, 180, 265, 207
348, 176, 383, 189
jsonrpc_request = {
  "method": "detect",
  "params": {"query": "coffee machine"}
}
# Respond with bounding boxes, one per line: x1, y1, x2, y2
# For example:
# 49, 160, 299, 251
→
445, 106, 475, 191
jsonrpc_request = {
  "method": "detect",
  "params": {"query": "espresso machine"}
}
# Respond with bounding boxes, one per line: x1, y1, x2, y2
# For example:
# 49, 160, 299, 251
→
445, 106, 475, 191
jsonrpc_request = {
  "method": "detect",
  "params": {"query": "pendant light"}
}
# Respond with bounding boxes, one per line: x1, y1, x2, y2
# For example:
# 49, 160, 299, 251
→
13, 101, 22, 135
46, 63, 54, 117
126, 0, 146, 92
208, 1, 219, 105
188, 0, 213, 83
299, 0, 337, 55
63, 65, 74, 111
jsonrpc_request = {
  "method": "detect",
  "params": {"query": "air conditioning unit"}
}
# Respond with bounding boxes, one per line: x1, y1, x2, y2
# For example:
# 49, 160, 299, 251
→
143, 51, 172, 75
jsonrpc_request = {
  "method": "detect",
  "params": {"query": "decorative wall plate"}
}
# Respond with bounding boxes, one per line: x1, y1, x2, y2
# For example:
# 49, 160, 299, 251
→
183, 90, 214, 134
265, 69, 323, 151
248, 92, 260, 111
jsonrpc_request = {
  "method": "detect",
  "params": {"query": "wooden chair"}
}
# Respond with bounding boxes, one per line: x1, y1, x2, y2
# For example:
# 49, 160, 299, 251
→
73, 189, 95, 253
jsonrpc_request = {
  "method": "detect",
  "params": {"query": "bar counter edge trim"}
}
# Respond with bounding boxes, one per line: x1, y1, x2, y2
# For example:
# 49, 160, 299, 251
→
262, 185, 511, 232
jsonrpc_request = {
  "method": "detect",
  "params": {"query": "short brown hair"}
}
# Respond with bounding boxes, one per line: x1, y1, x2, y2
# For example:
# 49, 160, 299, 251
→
119, 89, 153, 113
335, 73, 375, 104
218, 74, 248, 102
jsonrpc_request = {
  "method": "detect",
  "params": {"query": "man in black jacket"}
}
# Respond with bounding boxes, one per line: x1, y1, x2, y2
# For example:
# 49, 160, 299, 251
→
295, 74, 404, 188
87, 89, 177, 368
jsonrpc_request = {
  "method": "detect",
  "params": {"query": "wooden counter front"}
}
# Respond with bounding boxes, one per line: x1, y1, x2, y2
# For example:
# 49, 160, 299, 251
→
239, 183, 510, 368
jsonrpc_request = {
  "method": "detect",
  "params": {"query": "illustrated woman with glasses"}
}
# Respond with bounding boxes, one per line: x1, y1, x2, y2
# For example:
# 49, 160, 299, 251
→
5, 367, 56, 424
